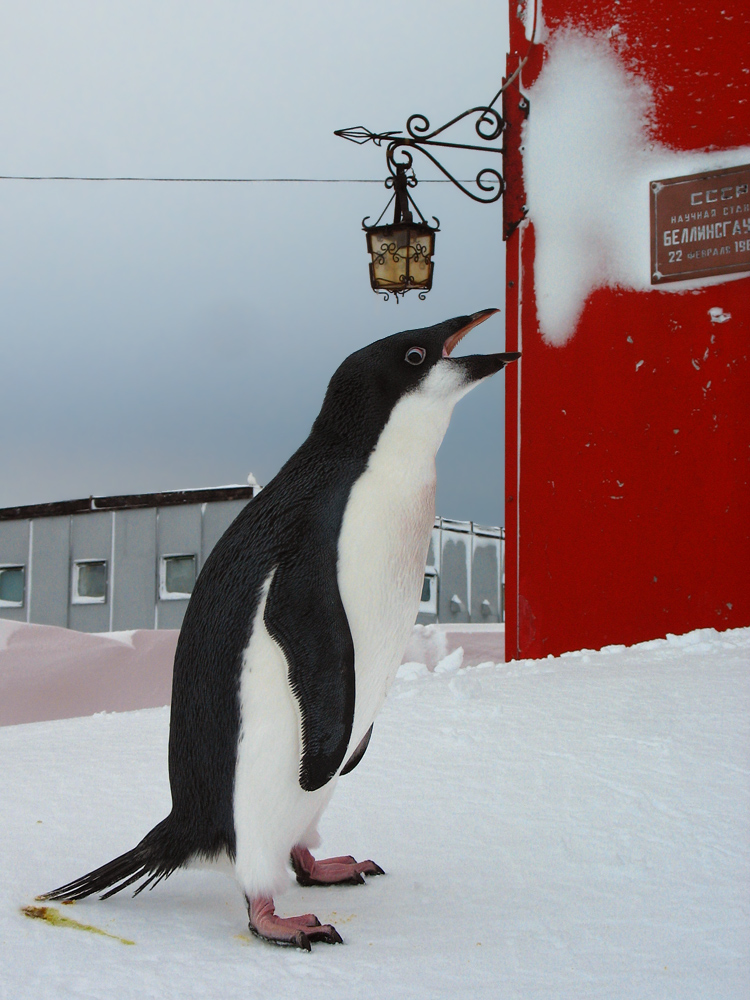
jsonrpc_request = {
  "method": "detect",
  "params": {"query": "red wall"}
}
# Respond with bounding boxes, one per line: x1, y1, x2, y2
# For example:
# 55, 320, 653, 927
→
503, 1, 750, 659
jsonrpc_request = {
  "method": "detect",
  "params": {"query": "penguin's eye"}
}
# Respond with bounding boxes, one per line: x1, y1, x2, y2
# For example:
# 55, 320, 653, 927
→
405, 347, 426, 366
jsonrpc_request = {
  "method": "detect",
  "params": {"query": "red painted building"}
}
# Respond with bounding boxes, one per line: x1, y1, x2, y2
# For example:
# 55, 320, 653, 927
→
502, 1, 750, 659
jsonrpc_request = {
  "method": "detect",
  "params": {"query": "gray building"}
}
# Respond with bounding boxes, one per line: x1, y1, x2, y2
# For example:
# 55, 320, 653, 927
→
419, 518, 504, 625
0, 487, 504, 632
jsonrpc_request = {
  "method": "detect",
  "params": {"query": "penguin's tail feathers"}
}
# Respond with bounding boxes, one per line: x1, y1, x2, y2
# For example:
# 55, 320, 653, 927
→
39, 817, 185, 902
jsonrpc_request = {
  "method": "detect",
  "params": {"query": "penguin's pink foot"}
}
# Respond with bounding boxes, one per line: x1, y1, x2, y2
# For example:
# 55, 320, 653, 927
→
246, 895, 343, 951
290, 845, 385, 887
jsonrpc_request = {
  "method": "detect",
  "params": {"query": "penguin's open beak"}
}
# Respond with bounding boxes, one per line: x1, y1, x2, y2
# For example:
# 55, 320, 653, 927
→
441, 308, 501, 358
440, 309, 521, 379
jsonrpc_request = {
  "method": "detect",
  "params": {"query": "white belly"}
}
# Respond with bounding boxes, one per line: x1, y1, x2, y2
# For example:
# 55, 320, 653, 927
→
337, 390, 450, 754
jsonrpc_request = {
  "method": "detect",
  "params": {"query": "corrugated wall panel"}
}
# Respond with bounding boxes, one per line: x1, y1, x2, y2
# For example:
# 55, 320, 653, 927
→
439, 533, 471, 623
111, 508, 157, 631
29, 517, 70, 628
471, 537, 501, 623
202, 499, 248, 567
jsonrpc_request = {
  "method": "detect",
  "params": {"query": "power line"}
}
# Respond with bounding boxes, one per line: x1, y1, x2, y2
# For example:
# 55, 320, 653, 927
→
0, 174, 478, 184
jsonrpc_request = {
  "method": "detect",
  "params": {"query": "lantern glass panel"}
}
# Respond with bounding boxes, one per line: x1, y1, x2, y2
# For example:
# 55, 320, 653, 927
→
409, 231, 434, 286
365, 224, 435, 293
367, 229, 406, 289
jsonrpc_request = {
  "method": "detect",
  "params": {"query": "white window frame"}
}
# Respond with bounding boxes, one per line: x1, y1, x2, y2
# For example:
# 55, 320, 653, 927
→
71, 559, 108, 605
159, 553, 197, 601
419, 567, 438, 615
0, 564, 25, 608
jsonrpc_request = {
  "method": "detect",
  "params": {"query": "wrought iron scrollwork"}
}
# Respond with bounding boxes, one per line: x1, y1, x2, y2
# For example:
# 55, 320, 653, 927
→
334, 31, 542, 299
405, 106, 504, 144
335, 104, 505, 205
338, 103, 508, 300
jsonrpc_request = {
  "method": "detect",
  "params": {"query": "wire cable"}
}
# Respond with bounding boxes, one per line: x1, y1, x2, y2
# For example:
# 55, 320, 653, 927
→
0, 174, 476, 184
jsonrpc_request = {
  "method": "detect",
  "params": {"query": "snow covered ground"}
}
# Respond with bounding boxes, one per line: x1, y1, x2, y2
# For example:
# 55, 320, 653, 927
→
2, 627, 748, 999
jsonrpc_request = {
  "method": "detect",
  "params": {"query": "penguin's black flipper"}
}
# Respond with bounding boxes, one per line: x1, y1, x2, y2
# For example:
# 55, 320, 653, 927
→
264, 549, 355, 793
340, 724, 373, 775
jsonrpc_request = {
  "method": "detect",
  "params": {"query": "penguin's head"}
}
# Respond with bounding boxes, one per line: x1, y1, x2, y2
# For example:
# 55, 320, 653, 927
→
382, 306, 520, 392
315, 309, 520, 455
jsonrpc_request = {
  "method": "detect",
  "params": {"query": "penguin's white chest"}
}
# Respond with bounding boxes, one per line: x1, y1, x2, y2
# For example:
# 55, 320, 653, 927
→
337, 387, 455, 750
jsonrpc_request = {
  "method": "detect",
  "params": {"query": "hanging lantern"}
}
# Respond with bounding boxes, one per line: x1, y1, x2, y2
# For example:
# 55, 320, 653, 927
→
362, 163, 439, 301
335, 108, 505, 301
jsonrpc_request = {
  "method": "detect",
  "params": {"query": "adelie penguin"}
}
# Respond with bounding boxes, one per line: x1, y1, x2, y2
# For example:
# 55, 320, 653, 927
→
41, 309, 520, 950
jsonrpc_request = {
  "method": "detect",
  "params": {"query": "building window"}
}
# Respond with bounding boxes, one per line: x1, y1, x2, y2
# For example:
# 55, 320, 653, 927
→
72, 560, 108, 604
159, 554, 196, 600
0, 565, 25, 607
419, 568, 438, 615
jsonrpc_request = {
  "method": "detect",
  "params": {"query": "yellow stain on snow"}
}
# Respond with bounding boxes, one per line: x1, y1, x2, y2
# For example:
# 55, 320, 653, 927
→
21, 905, 135, 945
325, 911, 356, 924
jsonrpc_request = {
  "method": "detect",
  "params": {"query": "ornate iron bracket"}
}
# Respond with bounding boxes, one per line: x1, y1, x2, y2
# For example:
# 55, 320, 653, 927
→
360, 162, 439, 232
335, 104, 505, 204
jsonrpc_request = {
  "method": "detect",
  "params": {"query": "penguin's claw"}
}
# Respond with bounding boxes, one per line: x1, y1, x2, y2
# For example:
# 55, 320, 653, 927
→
362, 860, 385, 876
290, 846, 385, 887
246, 896, 342, 950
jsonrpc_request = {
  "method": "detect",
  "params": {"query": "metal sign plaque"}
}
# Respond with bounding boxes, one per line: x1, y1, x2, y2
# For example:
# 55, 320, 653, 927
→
650, 163, 750, 284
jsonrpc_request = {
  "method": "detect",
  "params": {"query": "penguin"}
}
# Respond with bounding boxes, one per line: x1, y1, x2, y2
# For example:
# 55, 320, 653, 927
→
41, 309, 520, 950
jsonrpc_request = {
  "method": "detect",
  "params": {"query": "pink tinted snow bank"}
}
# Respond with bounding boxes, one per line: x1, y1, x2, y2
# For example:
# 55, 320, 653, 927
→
0, 619, 504, 727
0, 620, 177, 727
403, 623, 504, 671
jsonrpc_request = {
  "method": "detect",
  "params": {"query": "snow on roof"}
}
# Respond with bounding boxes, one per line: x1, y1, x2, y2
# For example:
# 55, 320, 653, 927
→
0, 485, 257, 522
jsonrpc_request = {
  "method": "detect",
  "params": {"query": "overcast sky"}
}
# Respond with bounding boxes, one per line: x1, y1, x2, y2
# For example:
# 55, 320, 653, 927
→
1, 1, 511, 525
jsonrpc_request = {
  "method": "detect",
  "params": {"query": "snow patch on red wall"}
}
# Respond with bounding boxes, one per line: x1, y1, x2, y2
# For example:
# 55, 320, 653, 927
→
523, 32, 750, 345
